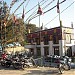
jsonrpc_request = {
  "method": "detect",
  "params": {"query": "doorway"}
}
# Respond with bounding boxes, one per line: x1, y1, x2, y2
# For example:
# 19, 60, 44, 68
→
66, 47, 72, 57
54, 47, 59, 56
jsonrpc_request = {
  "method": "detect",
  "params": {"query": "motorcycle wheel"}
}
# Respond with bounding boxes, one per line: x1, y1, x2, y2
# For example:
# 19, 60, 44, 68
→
24, 64, 30, 68
13, 63, 21, 69
1, 62, 5, 66
64, 64, 71, 70
5, 62, 11, 68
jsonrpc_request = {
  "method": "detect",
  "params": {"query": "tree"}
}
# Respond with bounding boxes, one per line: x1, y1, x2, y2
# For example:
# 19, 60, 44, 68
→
0, 1, 8, 52
15, 18, 27, 45
0, 0, 27, 45
0, 1, 39, 46
25, 23, 39, 33
6, 18, 27, 46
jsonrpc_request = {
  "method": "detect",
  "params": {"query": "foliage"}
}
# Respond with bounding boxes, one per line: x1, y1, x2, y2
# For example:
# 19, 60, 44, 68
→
6, 18, 27, 45
0, 1, 38, 46
25, 23, 39, 33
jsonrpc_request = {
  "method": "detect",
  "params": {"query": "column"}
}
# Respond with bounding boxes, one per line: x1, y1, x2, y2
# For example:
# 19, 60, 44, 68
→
59, 40, 65, 56
34, 43, 37, 56
49, 41, 53, 55
41, 42, 44, 56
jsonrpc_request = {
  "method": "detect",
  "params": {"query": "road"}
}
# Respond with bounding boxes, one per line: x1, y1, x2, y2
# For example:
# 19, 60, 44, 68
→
0, 66, 75, 75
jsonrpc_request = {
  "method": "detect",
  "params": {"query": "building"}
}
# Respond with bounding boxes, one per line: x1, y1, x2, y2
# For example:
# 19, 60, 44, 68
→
25, 26, 75, 57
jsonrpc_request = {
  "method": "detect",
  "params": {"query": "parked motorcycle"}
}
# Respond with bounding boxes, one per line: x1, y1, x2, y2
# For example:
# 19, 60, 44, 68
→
0, 54, 12, 68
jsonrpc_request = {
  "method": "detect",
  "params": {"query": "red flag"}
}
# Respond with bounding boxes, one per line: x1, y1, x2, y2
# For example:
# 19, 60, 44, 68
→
22, 6, 24, 19
37, 4, 42, 15
57, 0, 60, 13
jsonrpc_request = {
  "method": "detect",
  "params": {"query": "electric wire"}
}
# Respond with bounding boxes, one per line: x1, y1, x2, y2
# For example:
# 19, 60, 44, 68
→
6, 0, 27, 25
44, 1, 75, 27
16, 0, 46, 16
26, 0, 66, 23
13, 0, 26, 14
25, 0, 50, 22
25, 0, 31, 8
25, 0, 55, 22
43, 0, 55, 10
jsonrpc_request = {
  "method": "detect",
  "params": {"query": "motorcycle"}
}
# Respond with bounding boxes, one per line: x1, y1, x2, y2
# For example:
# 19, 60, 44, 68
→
12, 56, 25, 69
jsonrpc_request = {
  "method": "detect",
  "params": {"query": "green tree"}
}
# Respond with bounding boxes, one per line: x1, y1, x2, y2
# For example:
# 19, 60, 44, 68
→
25, 23, 39, 33
6, 18, 27, 46
0, 1, 39, 46
0, 1, 27, 45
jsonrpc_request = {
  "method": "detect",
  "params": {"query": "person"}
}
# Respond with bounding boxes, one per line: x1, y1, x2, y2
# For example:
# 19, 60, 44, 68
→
65, 56, 71, 70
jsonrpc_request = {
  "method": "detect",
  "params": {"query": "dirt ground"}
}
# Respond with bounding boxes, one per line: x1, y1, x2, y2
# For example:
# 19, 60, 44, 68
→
0, 66, 75, 75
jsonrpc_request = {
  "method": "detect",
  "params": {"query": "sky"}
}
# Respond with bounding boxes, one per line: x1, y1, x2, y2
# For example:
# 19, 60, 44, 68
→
2, 0, 74, 29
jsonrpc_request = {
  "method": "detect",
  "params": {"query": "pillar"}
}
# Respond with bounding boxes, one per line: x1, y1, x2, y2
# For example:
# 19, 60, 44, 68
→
49, 41, 53, 55
41, 42, 44, 56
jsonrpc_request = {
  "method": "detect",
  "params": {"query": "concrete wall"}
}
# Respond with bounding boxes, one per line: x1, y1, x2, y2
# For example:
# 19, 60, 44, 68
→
5, 46, 25, 54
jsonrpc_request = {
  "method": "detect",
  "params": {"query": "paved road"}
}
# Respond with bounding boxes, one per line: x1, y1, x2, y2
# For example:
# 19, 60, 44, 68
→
0, 66, 75, 75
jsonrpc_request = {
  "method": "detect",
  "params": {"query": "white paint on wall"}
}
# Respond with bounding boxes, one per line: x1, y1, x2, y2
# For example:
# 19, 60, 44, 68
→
49, 41, 53, 55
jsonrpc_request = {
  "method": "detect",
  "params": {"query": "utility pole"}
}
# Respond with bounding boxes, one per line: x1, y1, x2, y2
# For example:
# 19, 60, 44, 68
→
37, 3, 42, 45
37, 3, 43, 66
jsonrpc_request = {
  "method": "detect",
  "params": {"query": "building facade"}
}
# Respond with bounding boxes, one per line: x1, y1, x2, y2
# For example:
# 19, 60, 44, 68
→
25, 26, 75, 57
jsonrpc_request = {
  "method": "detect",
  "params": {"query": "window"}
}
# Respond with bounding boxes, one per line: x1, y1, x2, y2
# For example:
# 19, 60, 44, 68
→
44, 35, 49, 45
36, 47, 41, 56
54, 47, 59, 56
44, 47, 49, 56
53, 34, 59, 44
66, 34, 71, 44
36, 38, 40, 45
